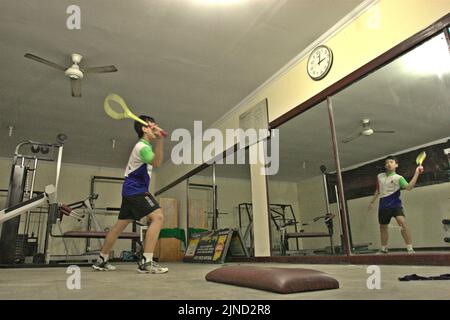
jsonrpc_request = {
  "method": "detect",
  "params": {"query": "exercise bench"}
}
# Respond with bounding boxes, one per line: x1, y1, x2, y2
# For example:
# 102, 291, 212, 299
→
280, 213, 336, 256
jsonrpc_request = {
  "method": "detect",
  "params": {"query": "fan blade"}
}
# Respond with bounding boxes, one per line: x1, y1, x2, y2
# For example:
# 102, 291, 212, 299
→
71, 78, 82, 97
342, 132, 362, 144
24, 53, 66, 71
83, 65, 118, 73
373, 130, 395, 134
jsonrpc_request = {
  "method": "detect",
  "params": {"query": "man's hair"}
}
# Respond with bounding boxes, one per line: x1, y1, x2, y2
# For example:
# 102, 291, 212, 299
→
385, 155, 399, 164
134, 115, 155, 138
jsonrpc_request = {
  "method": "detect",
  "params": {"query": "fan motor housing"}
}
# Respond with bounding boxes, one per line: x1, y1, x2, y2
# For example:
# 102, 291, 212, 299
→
65, 65, 83, 79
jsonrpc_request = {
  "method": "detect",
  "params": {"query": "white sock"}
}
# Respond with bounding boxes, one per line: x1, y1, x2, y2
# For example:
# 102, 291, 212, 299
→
99, 252, 109, 262
143, 253, 153, 262
406, 245, 413, 251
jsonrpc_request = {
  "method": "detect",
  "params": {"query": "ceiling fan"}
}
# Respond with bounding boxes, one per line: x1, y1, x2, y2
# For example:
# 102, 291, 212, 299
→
342, 119, 395, 144
24, 53, 117, 97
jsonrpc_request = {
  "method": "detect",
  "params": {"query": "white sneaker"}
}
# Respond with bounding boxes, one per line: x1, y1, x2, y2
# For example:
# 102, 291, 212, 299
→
92, 256, 116, 271
137, 260, 168, 274
376, 248, 388, 254
407, 249, 415, 254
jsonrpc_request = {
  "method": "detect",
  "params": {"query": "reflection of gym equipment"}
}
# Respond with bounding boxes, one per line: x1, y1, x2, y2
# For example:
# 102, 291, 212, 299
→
238, 203, 254, 253
279, 213, 336, 256
322, 165, 374, 254
443, 219, 450, 243
237, 203, 336, 255
269, 204, 301, 251
188, 183, 220, 230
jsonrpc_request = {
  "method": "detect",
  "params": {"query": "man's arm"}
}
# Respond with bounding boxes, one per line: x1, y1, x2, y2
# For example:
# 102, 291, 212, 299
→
368, 177, 379, 211
368, 190, 379, 211
370, 190, 379, 204
151, 138, 164, 168
402, 166, 423, 191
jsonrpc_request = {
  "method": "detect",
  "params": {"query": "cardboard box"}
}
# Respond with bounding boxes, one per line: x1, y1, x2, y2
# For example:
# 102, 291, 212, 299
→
154, 238, 184, 262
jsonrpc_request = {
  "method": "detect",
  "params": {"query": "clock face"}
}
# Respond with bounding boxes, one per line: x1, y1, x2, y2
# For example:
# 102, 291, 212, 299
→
307, 45, 333, 80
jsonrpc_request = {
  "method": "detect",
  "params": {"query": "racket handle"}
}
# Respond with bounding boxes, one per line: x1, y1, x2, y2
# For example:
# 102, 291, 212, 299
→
159, 130, 168, 138
149, 124, 168, 138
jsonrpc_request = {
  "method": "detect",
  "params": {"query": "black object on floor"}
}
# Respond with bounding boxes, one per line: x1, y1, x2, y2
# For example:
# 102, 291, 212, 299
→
399, 274, 450, 281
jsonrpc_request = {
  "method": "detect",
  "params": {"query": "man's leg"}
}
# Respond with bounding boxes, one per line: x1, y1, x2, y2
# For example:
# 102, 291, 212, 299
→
101, 219, 132, 254
93, 219, 131, 271
138, 208, 168, 274
380, 224, 389, 251
144, 208, 164, 253
395, 215, 414, 252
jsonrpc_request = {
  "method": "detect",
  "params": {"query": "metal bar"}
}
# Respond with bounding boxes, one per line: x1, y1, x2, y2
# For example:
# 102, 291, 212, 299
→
55, 146, 63, 193
15, 155, 54, 162
87, 176, 123, 251
186, 178, 190, 243
24, 168, 31, 236
321, 169, 331, 214
289, 205, 300, 250
0, 194, 47, 224
44, 202, 58, 264
212, 163, 217, 230
188, 183, 214, 188
444, 25, 450, 50
327, 97, 351, 256
25, 158, 39, 235
238, 204, 242, 231
36, 211, 43, 252
334, 185, 343, 242
56, 220, 70, 260
92, 176, 125, 181
246, 203, 254, 251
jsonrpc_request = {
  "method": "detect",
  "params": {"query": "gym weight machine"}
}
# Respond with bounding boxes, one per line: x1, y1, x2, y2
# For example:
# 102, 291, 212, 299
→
0, 134, 67, 264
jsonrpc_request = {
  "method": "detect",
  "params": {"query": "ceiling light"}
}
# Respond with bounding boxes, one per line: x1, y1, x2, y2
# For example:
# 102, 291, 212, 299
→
195, 0, 241, 5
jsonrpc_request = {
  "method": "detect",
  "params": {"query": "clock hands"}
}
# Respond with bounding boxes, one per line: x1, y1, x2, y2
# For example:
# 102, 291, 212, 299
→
307, 45, 332, 80
318, 52, 327, 65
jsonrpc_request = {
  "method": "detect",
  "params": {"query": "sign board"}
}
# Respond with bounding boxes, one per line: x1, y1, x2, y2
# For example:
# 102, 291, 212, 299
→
183, 228, 248, 264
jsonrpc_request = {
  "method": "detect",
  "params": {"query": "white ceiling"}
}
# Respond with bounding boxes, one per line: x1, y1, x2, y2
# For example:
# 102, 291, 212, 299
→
0, 0, 363, 169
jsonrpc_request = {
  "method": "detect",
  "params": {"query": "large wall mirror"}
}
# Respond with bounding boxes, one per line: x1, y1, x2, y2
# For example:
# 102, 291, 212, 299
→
267, 29, 450, 260
332, 31, 450, 255
267, 102, 344, 257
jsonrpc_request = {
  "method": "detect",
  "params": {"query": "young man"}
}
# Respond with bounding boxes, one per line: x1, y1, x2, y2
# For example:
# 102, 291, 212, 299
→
93, 115, 168, 273
368, 156, 423, 254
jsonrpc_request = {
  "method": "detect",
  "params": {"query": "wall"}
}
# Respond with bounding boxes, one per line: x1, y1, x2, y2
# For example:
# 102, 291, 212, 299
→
0, 156, 158, 258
